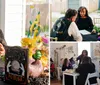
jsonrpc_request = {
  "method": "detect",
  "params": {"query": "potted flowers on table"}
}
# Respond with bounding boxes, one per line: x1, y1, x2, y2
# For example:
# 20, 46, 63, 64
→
21, 11, 49, 85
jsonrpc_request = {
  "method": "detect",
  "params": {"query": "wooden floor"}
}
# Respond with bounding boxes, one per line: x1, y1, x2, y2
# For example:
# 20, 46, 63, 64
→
50, 78, 62, 85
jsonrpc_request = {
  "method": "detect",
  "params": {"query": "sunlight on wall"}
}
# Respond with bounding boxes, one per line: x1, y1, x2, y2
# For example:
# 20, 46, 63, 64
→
78, 42, 91, 57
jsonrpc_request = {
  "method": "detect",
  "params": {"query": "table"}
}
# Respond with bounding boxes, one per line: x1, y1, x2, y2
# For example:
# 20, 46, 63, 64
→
63, 71, 79, 85
82, 33, 97, 41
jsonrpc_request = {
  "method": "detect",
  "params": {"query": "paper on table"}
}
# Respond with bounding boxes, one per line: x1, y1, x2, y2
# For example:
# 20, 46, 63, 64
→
65, 69, 75, 73
79, 30, 91, 35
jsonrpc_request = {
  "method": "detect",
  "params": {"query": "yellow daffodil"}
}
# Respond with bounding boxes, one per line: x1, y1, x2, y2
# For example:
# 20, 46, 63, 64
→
40, 56, 48, 67
30, 5, 34, 9
21, 38, 31, 47
30, 12, 40, 35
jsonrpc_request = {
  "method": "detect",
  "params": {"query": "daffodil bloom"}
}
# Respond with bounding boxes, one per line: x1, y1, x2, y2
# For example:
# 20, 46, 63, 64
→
40, 56, 48, 67
30, 5, 34, 9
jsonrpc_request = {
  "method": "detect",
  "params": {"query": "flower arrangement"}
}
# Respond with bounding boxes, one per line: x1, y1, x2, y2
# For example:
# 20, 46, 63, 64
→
21, 10, 49, 77
92, 25, 100, 34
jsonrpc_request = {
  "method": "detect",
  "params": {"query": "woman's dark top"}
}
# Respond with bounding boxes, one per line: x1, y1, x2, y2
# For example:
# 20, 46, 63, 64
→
62, 63, 73, 71
76, 16, 93, 32
76, 63, 97, 85
76, 55, 84, 65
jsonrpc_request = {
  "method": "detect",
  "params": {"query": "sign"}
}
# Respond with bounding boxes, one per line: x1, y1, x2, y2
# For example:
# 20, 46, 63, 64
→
5, 46, 28, 85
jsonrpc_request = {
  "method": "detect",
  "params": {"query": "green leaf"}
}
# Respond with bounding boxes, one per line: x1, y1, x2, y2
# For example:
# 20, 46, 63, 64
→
29, 21, 32, 25
32, 50, 42, 60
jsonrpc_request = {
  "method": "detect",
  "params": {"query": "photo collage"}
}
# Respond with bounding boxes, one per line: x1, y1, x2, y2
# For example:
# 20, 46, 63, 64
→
0, 0, 100, 85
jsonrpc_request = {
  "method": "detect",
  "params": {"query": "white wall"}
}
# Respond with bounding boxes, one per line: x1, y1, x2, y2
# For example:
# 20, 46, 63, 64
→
51, 0, 68, 12
91, 43, 100, 77
50, 43, 78, 66
89, 0, 99, 12
81, 0, 99, 12
91, 43, 100, 58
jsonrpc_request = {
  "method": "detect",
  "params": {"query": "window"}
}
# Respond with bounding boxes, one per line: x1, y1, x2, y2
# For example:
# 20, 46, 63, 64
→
78, 42, 91, 57
5, 0, 25, 46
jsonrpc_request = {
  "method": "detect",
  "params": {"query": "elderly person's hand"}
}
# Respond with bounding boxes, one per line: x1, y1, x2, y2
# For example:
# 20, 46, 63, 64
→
0, 43, 5, 56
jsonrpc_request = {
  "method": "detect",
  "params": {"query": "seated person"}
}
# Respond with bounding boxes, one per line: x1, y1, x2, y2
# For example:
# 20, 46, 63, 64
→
62, 58, 73, 85
69, 57, 75, 65
62, 58, 73, 71
76, 6, 94, 32
76, 57, 97, 85
51, 9, 82, 41
50, 58, 55, 79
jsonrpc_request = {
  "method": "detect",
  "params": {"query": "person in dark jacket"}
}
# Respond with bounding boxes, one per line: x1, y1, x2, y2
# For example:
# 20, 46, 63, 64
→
62, 58, 73, 71
76, 57, 97, 85
62, 58, 73, 85
51, 9, 82, 41
76, 6, 94, 32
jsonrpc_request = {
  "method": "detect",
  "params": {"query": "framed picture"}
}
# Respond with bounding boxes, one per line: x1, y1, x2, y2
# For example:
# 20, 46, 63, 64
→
5, 46, 28, 85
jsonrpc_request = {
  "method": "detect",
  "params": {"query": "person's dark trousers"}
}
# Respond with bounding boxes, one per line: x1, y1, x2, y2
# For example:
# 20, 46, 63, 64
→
50, 72, 54, 79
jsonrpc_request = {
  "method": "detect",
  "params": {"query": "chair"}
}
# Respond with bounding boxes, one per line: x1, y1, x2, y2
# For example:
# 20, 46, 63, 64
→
85, 72, 98, 85
93, 18, 100, 27
97, 78, 100, 85
50, 37, 58, 41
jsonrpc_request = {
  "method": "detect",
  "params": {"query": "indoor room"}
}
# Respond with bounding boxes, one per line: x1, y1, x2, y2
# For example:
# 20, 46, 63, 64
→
50, 42, 100, 85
